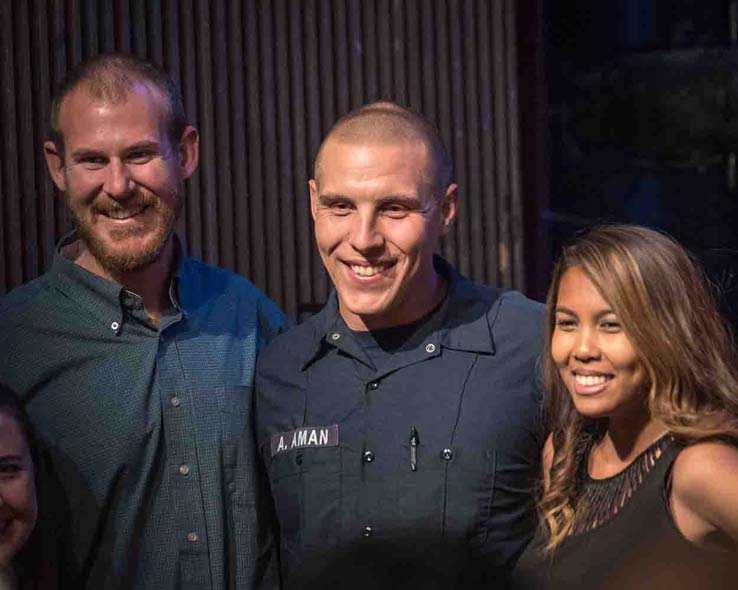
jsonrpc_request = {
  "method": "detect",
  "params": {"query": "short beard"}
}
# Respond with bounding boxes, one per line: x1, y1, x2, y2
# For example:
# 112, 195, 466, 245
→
71, 192, 181, 274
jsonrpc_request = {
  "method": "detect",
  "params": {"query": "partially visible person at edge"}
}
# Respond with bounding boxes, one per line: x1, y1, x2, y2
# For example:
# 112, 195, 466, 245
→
0, 53, 283, 589
0, 384, 48, 590
512, 224, 738, 589
255, 101, 545, 589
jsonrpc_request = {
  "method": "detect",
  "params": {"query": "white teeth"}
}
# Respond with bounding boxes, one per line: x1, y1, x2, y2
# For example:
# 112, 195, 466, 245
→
575, 374, 608, 386
350, 264, 385, 277
101, 205, 147, 219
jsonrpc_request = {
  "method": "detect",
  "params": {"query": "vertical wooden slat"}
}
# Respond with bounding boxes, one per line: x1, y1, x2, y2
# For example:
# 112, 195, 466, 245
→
227, 0, 251, 279
434, 0, 457, 266
179, 0, 201, 259
404, 0, 422, 111
477, 0, 499, 285
1, 0, 22, 288
505, 0, 525, 291
448, 0, 469, 277
463, 0, 484, 283
99, 0, 115, 53
146, 0, 163, 65
391, 0, 407, 105
492, 0, 512, 287
333, 0, 350, 116
31, 0, 55, 274
14, 0, 39, 283
274, 0, 298, 315
243, 0, 267, 291
211, 0, 234, 270
289, 1, 314, 310
347, 0, 364, 109
303, 0, 328, 304
376, 0, 393, 99
259, 1, 284, 301
114, 0, 130, 53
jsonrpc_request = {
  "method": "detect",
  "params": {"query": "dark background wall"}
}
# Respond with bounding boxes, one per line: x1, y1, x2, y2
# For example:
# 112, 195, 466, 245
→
0, 0, 528, 319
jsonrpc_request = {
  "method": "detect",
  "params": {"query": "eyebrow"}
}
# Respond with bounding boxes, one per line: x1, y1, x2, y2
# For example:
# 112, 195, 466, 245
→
554, 306, 616, 319
69, 141, 162, 161
318, 193, 423, 206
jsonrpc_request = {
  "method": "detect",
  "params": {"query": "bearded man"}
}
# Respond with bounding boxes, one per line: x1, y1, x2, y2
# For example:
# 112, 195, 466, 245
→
0, 54, 282, 590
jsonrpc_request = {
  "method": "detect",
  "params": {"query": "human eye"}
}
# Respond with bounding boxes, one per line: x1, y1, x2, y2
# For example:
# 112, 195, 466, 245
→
0, 462, 22, 476
381, 203, 411, 219
599, 317, 622, 332
125, 150, 157, 165
77, 155, 107, 170
554, 314, 577, 331
322, 199, 354, 216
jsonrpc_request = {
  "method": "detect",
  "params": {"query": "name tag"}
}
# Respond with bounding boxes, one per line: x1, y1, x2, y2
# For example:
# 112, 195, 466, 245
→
270, 424, 340, 457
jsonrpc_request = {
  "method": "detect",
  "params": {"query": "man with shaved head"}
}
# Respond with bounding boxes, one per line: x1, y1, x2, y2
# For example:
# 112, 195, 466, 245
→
256, 102, 545, 589
0, 54, 282, 589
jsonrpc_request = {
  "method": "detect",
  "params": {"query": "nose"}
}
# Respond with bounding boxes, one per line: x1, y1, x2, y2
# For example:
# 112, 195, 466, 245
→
102, 158, 133, 199
348, 210, 384, 253
573, 326, 601, 361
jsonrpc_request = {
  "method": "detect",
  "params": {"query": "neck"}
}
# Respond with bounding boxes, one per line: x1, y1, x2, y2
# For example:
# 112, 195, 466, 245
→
73, 238, 176, 324
598, 402, 667, 466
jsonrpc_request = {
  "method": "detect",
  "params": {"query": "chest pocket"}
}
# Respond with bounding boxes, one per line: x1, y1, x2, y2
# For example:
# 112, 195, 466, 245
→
442, 446, 497, 545
267, 446, 342, 551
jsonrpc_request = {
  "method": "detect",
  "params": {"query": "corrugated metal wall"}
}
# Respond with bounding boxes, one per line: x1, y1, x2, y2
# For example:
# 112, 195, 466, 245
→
0, 0, 525, 318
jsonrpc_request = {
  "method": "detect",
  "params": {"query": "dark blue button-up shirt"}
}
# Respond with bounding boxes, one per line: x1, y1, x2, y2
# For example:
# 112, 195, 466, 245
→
255, 258, 545, 589
0, 235, 284, 589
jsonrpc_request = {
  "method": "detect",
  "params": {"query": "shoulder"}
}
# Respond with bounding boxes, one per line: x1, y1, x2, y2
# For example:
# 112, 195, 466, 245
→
671, 440, 738, 543
494, 290, 545, 325
182, 257, 285, 333
672, 441, 738, 495
0, 275, 55, 328
257, 312, 320, 372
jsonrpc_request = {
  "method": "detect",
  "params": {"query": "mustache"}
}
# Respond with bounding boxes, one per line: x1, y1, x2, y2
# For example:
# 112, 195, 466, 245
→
92, 194, 159, 215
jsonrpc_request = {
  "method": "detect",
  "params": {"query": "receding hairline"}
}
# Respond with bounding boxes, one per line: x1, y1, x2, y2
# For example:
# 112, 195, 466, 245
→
50, 53, 185, 148
313, 101, 452, 192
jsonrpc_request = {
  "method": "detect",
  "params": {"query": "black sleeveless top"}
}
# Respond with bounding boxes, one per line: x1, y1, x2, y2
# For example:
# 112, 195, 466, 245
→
511, 435, 737, 589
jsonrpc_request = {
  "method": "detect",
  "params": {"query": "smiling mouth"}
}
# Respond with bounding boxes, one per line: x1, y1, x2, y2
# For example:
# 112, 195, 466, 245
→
574, 374, 611, 386
571, 370, 614, 394
98, 203, 151, 221
346, 261, 394, 278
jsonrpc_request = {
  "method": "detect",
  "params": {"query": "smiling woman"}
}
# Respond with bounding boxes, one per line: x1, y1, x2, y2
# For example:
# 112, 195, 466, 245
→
512, 225, 738, 589
0, 385, 38, 590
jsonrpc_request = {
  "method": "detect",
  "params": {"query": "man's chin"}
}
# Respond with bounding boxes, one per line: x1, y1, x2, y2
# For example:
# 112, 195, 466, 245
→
84, 232, 172, 275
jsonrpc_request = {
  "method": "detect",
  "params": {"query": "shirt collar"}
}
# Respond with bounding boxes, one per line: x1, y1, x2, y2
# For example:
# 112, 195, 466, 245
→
48, 232, 186, 333
299, 255, 498, 370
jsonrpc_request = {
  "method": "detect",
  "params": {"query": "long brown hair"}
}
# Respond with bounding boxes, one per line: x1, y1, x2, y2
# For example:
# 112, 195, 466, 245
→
540, 225, 738, 551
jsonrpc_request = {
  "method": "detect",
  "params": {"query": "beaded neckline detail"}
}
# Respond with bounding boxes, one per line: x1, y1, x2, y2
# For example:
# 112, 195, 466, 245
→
571, 434, 675, 536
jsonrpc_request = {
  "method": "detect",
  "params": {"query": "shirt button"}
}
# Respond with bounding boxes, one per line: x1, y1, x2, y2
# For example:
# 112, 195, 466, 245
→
170, 396, 181, 407
442, 448, 454, 461
179, 464, 190, 475
362, 450, 375, 463
367, 381, 379, 390
110, 321, 120, 331
425, 343, 436, 353
187, 531, 199, 543
362, 525, 372, 538
331, 332, 341, 341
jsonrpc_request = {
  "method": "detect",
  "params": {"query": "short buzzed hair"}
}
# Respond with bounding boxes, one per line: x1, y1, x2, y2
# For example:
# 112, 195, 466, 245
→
314, 101, 453, 196
50, 53, 186, 150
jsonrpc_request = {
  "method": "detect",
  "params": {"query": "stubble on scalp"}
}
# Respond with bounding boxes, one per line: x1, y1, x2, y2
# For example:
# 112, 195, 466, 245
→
313, 101, 452, 197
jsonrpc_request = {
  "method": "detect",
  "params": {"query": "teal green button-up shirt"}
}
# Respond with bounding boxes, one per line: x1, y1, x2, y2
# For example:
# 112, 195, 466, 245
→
0, 236, 284, 590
